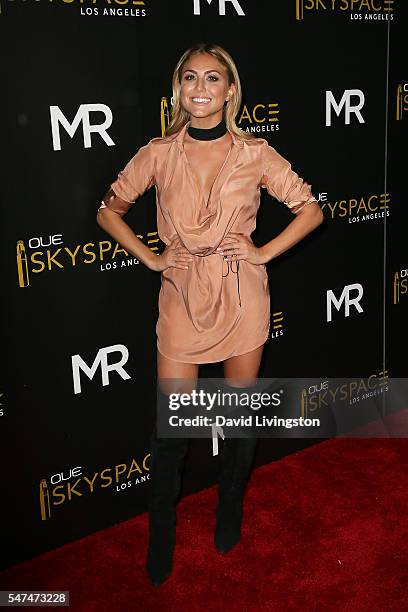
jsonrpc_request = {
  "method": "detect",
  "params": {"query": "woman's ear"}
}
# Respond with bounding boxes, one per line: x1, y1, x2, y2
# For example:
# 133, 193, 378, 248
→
227, 83, 237, 101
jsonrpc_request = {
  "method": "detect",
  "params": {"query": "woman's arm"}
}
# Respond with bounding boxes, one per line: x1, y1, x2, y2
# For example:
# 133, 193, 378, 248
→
258, 201, 323, 264
96, 142, 193, 272
96, 190, 159, 270
96, 140, 161, 271
258, 142, 324, 263
218, 202, 323, 265
218, 142, 324, 265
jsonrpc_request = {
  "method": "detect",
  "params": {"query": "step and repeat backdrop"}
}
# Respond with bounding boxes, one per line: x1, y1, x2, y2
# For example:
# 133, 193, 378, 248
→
1, 0, 406, 569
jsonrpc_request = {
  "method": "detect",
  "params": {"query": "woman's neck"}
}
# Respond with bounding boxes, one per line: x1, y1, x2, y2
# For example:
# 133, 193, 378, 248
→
187, 117, 227, 141
188, 111, 224, 129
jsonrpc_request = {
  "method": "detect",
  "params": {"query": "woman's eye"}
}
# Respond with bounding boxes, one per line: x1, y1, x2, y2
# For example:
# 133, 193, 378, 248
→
184, 74, 218, 81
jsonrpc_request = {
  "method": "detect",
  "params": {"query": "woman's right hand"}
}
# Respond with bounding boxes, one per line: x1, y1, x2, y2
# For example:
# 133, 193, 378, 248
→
150, 237, 193, 272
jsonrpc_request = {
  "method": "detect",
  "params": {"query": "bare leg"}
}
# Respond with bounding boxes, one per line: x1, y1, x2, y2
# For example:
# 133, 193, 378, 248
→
223, 345, 264, 386
157, 350, 199, 395
157, 349, 199, 379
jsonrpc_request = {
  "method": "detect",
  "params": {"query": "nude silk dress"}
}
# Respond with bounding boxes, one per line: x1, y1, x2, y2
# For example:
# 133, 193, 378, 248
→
100, 121, 318, 364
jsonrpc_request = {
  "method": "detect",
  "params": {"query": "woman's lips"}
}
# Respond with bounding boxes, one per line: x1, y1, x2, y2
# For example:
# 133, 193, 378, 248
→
191, 97, 211, 104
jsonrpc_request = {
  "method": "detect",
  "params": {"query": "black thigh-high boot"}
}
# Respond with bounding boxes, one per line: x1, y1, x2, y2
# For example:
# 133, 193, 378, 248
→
146, 423, 189, 586
214, 383, 259, 554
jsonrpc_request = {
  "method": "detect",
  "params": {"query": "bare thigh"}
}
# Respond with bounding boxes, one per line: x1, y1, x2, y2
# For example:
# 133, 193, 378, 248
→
223, 345, 264, 387
157, 349, 199, 395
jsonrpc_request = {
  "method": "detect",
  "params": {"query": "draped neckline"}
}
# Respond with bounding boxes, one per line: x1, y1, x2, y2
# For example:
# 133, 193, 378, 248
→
176, 120, 243, 208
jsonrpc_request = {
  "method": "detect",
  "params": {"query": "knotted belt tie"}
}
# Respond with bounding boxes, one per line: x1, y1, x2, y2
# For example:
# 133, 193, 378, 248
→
192, 252, 242, 309
222, 257, 241, 308
189, 248, 242, 310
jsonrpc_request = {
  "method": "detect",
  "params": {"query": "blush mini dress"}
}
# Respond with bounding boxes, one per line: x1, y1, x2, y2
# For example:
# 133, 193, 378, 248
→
101, 121, 318, 364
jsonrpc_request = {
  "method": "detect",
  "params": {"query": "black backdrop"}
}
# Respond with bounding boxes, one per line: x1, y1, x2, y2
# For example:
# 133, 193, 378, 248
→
1, 0, 406, 570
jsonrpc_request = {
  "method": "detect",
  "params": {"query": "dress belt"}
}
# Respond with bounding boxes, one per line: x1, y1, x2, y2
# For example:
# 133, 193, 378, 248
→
190, 249, 242, 309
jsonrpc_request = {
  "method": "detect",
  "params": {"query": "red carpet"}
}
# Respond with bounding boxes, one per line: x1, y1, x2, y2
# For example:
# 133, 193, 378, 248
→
2, 437, 408, 611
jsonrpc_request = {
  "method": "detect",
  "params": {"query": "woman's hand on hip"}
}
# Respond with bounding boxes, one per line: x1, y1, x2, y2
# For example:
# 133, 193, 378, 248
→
216, 232, 267, 265
151, 237, 193, 272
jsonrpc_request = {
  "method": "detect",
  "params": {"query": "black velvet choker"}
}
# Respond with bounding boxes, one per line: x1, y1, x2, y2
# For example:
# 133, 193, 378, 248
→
187, 118, 227, 141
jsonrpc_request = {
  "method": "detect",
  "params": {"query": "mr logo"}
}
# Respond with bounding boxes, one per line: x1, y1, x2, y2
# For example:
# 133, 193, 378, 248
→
72, 344, 131, 394
50, 104, 115, 151
325, 90, 365, 126
326, 283, 364, 322
193, 0, 245, 16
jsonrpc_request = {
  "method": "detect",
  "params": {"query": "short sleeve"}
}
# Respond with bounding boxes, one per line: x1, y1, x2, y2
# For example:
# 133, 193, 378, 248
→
260, 141, 318, 214
104, 139, 156, 215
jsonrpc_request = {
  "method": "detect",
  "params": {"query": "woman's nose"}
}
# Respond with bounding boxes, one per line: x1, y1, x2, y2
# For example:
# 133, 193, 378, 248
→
195, 77, 206, 92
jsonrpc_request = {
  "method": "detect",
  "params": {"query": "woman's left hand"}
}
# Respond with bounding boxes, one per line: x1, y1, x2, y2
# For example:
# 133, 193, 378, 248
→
216, 232, 267, 265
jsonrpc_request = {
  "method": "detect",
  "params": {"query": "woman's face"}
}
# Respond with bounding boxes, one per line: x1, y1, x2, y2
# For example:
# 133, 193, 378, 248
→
179, 52, 235, 122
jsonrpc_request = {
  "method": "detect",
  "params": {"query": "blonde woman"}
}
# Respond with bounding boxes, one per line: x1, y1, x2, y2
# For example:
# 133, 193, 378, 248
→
97, 42, 323, 586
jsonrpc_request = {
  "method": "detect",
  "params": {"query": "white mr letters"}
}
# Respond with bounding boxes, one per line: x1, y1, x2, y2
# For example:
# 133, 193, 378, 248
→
50, 104, 115, 150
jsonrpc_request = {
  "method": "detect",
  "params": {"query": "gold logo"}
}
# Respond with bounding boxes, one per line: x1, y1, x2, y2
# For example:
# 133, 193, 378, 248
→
39, 455, 150, 521
396, 84, 408, 121
269, 310, 284, 340
393, 271, 407, 304
295, 0, 395, 21
16, 233, 160, 287
295, 0, 305, 21
320, 192, 390, 221
16, 240, 30, 288
300, 388, 307, 419
272, 311, 283, 330
160, 97, 171, 137
237, 103, 279, 132
300, 372, 389, 419
39, 479, 51, 521
394, 271, 400, 304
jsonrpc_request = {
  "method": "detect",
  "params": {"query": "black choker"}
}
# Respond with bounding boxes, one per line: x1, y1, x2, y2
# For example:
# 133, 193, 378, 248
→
187, 118, 227, 141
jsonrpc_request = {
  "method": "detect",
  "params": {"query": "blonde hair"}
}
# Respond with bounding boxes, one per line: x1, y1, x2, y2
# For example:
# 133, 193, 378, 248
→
165, 43, 255, 141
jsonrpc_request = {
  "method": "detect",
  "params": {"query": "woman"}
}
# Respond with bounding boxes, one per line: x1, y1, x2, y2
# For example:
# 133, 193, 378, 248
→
97, 42, 323, 587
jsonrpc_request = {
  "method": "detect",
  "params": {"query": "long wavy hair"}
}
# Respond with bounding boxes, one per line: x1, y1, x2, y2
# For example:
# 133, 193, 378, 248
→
165, 43, 255, 141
